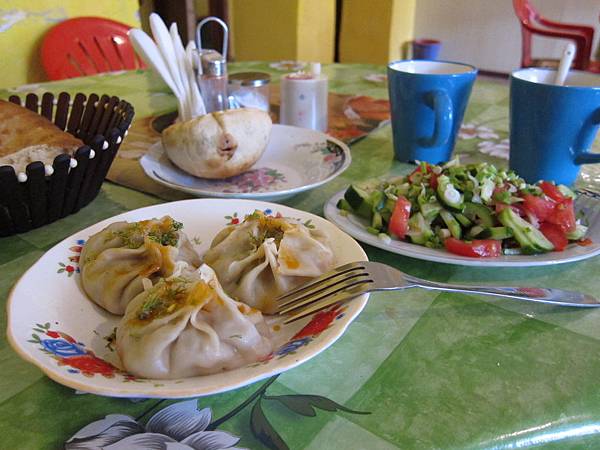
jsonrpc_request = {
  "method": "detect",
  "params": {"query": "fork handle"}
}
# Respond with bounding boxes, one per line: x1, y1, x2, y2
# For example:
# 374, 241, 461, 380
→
404, 276, 600, 307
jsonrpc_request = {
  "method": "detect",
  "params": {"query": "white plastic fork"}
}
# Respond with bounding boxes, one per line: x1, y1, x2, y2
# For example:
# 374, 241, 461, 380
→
276, 261, 600, 323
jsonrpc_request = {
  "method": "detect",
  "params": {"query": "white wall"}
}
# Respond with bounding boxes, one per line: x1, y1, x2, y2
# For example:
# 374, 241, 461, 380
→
413, 0, 600, 73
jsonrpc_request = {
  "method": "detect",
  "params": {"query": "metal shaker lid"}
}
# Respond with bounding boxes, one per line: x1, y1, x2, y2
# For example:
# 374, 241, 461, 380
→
201, 50, 227, 77
228, 72, 271, 87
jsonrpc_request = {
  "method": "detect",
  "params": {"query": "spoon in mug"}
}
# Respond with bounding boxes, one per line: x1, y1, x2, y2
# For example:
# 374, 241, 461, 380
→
554, 42, 575, 86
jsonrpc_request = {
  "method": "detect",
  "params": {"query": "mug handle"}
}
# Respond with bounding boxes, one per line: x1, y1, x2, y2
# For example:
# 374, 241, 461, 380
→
419, 90, 453, 148
574, 108, 600, 165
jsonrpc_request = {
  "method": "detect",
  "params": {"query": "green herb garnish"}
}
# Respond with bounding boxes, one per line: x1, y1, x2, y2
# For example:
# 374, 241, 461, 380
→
135, 279, 189, 321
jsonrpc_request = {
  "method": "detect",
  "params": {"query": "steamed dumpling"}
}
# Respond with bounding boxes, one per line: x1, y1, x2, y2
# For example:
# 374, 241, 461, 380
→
203, 211, 335, 313
116, 264, 273, 379
80, 216, 200, 315
161, 108, 272, 179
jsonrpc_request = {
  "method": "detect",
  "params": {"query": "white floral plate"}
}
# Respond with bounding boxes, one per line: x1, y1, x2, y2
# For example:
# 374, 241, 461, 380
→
7, 199, 368, 398
139, 125, 351, 201
324, 189, 600, 267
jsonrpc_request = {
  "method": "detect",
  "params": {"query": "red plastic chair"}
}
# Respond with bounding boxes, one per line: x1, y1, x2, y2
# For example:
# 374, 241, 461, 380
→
513, 0, 597, 71
41, 17, 146, 80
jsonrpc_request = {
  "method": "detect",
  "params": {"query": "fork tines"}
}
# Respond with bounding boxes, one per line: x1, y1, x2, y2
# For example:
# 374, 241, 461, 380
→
276, 262, 372, 324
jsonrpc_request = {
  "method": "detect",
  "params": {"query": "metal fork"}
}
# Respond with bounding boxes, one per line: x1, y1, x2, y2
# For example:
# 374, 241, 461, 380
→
276, 261, 600, 323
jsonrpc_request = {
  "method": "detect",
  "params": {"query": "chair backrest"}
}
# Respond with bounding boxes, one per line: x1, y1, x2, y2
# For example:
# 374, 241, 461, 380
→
512, 0, 538, 26
41, 17, 145, 80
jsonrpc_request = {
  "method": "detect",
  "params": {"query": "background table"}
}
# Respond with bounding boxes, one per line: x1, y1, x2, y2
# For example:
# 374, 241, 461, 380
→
1, 63, 600, 449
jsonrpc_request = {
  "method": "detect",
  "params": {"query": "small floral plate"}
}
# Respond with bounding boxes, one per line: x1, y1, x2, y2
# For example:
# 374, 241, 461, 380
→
7, 199, 368, 398
140, 125, 351, 201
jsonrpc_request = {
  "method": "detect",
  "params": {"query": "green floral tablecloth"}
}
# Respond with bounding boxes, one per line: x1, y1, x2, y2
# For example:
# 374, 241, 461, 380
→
1, 63, 600, 450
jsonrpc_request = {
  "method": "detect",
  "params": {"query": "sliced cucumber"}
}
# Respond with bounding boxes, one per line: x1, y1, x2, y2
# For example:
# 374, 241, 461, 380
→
437, 228, 452, 240
478, 226, 514, 240
407, 212, 433, 245
371, 211, 383, 230
566, 223, 588, 240
463, 202, 495, 227
344, 185, 374, 219
454, 213, 473, 228
440, 209, 462, 239
503, 247, 523, 255
437, 175, 464, 210
497, 207, 554, 254
420, 201, 442, 222
467, 225, 486, 239
337, 198, 353, 212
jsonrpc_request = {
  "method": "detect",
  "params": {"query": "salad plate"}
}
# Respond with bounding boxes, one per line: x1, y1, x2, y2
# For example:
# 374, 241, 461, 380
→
7, 199, 368, 398
139, 124, 351, 201
324, 188, 600, 267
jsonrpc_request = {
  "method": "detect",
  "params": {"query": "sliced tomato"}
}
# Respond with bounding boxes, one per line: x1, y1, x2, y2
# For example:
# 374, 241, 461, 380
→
546, 198, 576, 232
388, 196, 411, 239
539, 181, 566, 202
407, 164, 432, 184
539, 223, 568, 251
444, 237, 502, 258
522, 194, 555, 222
495, 202, 509, 214
429, 172, 439, 190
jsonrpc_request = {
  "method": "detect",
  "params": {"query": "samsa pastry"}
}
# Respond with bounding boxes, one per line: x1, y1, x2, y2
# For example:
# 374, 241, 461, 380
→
204, 211, 335, 314
116, 264, 273, 379
80, 216, 200, 315
161, 108, 272, 179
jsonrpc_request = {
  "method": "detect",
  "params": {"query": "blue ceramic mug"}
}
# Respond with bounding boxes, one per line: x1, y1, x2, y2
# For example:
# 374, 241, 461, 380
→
510, 68, 600, 185
387, 60, 477, 164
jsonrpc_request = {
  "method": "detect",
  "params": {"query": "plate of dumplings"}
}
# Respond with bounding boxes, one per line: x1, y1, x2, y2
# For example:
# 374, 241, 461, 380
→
7, 199, 368, 398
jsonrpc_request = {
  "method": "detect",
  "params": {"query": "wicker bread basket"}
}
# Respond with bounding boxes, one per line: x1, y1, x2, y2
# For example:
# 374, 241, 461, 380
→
0, 92, 134, 237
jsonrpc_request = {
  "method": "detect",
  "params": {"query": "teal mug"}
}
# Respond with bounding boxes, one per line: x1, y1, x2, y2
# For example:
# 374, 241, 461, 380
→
510, 68, 600, 185
387, 60, 477, 164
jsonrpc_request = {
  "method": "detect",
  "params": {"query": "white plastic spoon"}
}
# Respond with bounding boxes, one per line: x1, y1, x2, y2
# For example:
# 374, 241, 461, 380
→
128, 29, 180, 96
185, 41, 207, 115
149, 13, 188, 119
169, 22, 193, 120
128, 28, 186, 118
554, 42, 576, 86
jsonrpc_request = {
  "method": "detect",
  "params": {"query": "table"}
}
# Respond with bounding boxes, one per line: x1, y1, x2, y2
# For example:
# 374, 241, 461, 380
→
1, 63, 600, 450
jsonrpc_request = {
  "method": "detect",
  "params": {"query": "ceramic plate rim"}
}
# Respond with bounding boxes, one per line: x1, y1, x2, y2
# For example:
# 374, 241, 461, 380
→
7, 198, 369, 398
139, 124, 352, 200
324, 189, 600, 267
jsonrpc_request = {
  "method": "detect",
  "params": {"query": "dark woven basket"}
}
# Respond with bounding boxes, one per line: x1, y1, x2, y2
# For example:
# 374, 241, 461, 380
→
0, 92, 134, 237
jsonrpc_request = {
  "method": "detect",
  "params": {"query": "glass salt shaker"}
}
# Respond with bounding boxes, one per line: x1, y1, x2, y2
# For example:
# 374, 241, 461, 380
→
228, 72, 271, 112
196, 17, 229, 112
199, 50, 228, 113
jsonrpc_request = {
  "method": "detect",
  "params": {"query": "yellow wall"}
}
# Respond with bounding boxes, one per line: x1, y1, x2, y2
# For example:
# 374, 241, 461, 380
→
297, 0, 335, 63
0, 0, 140, 88
389, 0, 416, 61
339, 0, 415, 64
230, 0, 335, 63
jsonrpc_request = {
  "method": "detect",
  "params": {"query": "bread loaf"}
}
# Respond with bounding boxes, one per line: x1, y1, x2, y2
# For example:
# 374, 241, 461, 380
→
161, 108, 272, 179
0, 99, 83, 173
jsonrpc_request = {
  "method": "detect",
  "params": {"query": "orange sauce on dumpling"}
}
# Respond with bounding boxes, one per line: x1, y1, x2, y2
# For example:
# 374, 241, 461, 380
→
130, 278, 215, 325
280, 252, 300, 269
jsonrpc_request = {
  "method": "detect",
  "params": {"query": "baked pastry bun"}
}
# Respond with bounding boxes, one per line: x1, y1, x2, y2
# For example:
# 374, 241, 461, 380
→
161, 108, 272, 179
0, 99, 82, 173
